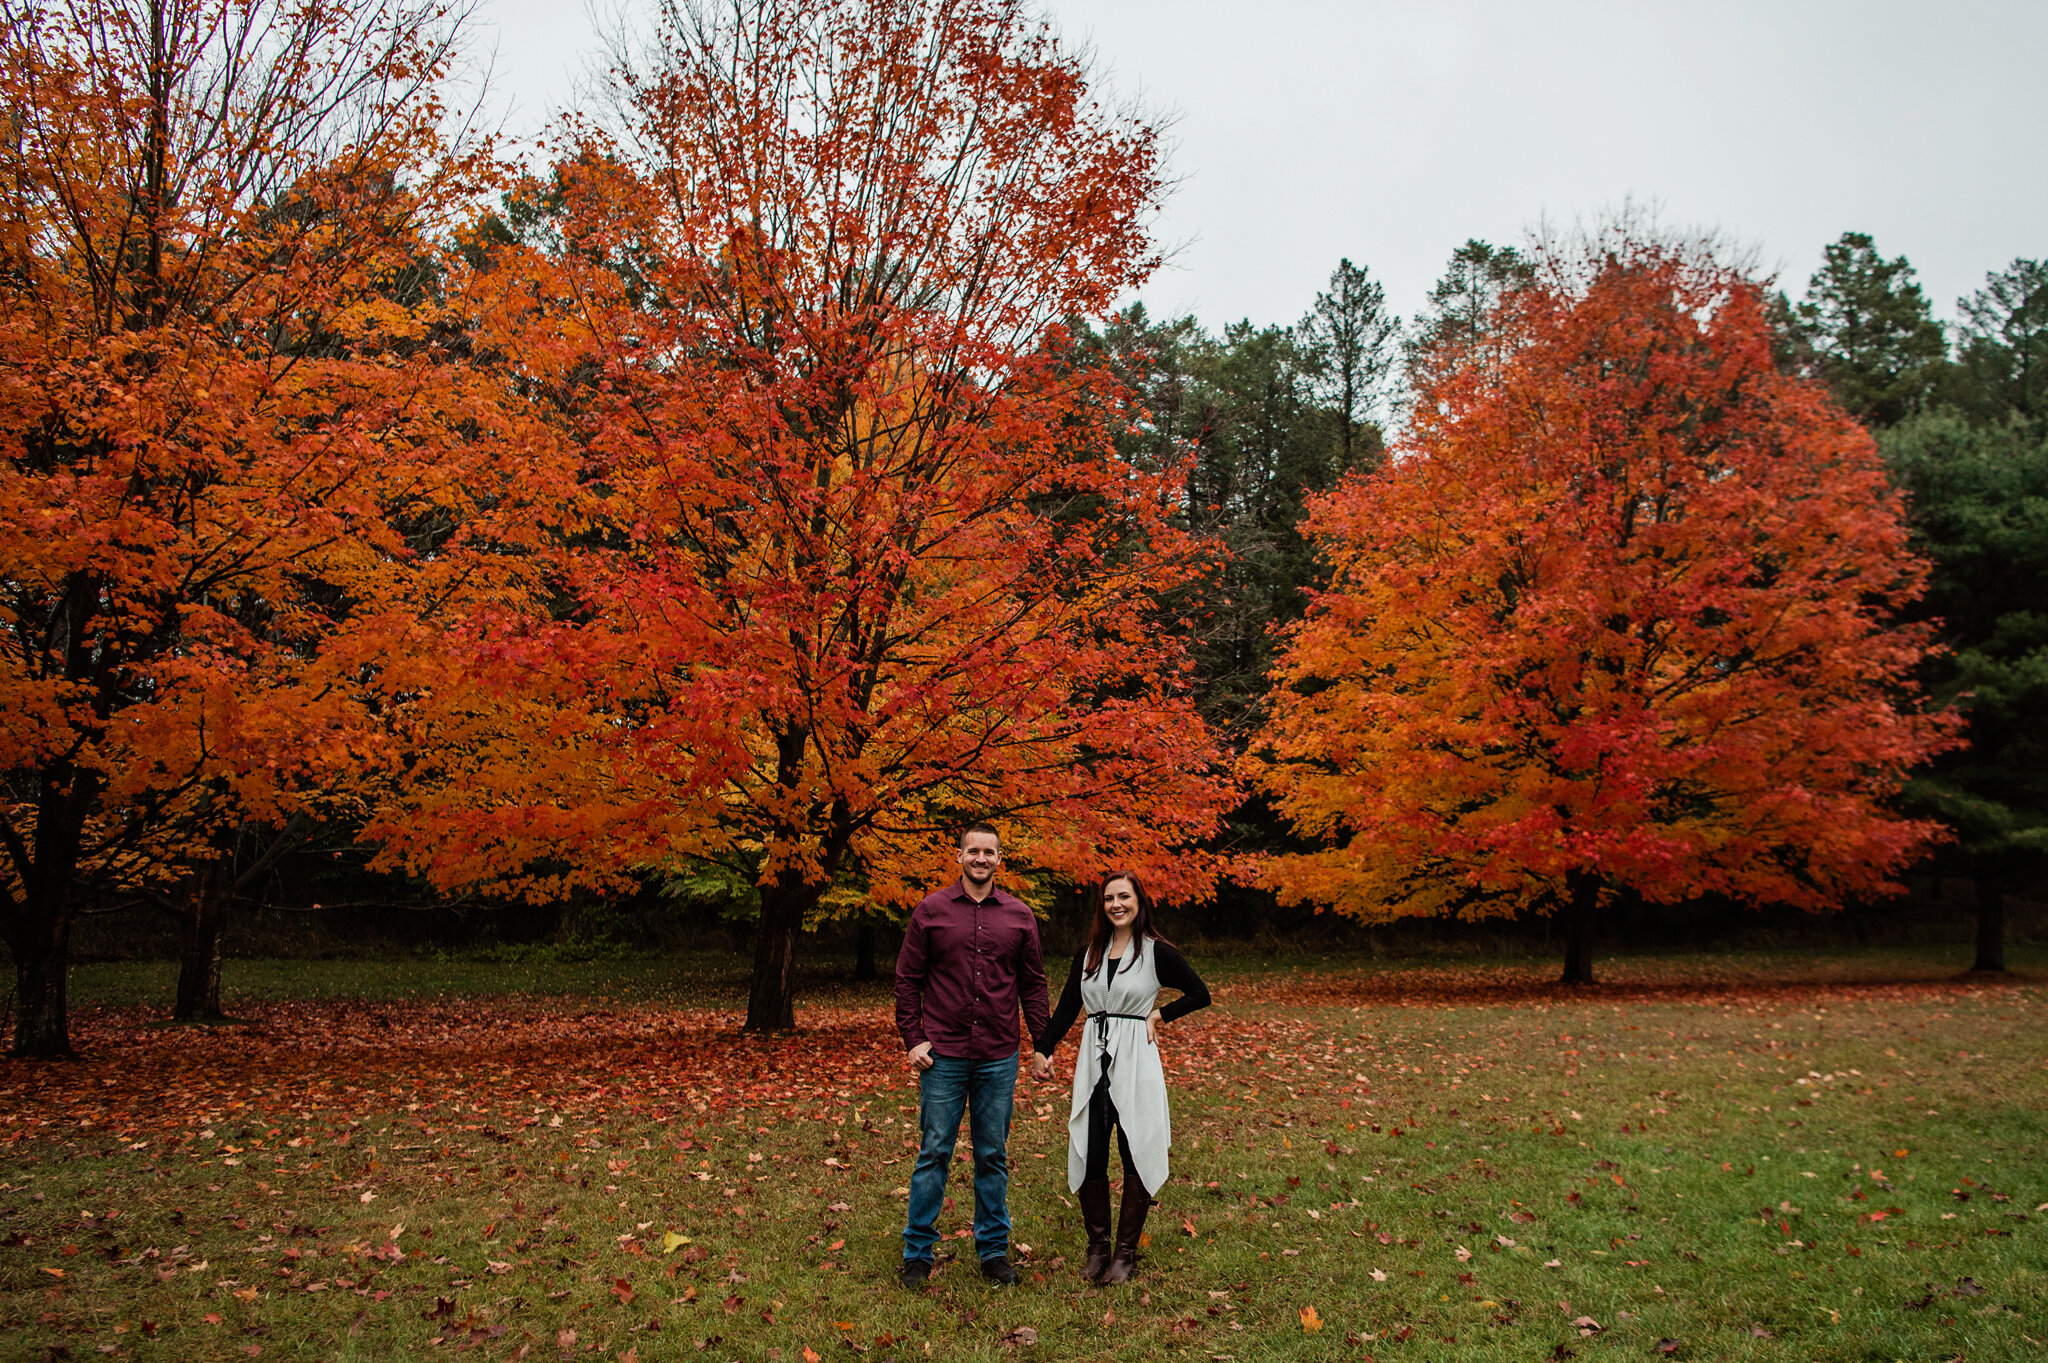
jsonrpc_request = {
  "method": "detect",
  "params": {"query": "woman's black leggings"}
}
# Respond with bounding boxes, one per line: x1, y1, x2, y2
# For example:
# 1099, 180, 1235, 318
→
1083, 1071, 1138, 1185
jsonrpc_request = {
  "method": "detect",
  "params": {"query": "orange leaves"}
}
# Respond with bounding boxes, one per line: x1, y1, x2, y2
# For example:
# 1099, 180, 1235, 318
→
0, 0, 579, 1053
354, 0, 1232, 1032
1253, 232, 1954, 934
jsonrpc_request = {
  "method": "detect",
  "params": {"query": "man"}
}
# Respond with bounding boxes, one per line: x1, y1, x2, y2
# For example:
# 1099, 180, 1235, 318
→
893, 821, 1049, 1289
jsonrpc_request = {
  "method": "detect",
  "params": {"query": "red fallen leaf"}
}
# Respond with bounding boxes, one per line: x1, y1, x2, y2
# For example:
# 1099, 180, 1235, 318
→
1181, 1216, 1198, 1237
557, 1327, 577, 1351
722, 1295, 743, 1315
1392, 1326, 1414, 1342
619, 1349, 639, 1363
611, 1278, 636, 1306
1653, 1341, 1681, 1354
203, 1314, 223, 1325
803, 1350, 821, 1363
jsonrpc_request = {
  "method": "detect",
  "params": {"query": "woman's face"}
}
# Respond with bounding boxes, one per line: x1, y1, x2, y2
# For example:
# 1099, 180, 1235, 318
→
1102, 878, 1139, 930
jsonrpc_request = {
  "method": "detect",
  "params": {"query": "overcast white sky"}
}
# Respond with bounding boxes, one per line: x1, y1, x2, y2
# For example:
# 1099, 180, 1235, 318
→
468, 0, 2047, 334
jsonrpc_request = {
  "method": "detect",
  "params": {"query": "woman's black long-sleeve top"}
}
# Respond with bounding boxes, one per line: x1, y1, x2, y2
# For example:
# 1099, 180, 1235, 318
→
1032, 939, 1210, 1056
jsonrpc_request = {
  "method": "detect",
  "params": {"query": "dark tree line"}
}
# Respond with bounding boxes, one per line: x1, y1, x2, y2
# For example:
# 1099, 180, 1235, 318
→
1780, 235, 2048, 971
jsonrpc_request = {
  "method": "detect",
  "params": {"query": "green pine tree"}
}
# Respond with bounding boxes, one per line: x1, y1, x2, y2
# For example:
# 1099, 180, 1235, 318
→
1885, 411, 2048, 970
1796, 231, 1947, 428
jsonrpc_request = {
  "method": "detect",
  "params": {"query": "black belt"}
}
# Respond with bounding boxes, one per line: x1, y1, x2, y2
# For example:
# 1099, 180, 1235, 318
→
1089, 1011, 1150, 1071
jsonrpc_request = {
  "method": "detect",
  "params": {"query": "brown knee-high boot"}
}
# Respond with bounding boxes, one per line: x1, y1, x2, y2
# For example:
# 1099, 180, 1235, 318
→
1099, 1175, 1151, 1284
1077, 1180, 1114, 1282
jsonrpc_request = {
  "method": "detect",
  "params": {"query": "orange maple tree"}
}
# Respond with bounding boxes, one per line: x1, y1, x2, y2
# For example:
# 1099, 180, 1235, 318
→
0, 0, 569, 1054
1251, 234, 1956, 982
369, 0, 1236, 1030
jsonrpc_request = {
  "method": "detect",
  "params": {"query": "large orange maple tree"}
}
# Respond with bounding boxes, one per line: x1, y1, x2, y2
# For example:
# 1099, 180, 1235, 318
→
1252, 235, 1956, 982
0, 0, 568, 1054
370, 0, 1236, 1030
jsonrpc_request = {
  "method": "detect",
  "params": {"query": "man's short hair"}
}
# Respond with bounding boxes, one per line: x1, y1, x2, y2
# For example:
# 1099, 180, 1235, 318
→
955, 820, 1001, 850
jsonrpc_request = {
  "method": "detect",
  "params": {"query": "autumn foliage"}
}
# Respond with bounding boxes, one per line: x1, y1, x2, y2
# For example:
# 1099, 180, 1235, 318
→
1251, 235, 1956, 981
0, 0, 570, 1054
365, 0, 1235, 1030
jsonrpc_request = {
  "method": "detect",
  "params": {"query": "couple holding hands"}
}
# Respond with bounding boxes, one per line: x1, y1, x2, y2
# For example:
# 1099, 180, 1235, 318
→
893, 823, 1210, 1290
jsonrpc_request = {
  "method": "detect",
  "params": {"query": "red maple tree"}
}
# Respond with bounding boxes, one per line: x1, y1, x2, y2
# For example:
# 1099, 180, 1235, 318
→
1251, 234, 1957, 982
0, 0, 569, 1054
368, 0, 1236, 1029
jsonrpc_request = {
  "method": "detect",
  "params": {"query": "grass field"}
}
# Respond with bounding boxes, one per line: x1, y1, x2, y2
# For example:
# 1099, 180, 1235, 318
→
3, 947, 2043, 1362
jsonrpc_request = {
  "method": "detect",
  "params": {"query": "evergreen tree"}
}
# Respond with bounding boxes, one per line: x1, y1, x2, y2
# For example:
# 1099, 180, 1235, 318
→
1885, 412, 2048, 971
1088, 307, 1352, 731
1953, 258, 2048, 425
1404, 239, 1535, 387
1796, 231, 1947, 428
1296, 259, 1396, 471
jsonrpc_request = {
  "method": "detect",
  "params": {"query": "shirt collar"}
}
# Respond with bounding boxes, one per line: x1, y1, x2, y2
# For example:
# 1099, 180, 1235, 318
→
949, 877, 1001, 905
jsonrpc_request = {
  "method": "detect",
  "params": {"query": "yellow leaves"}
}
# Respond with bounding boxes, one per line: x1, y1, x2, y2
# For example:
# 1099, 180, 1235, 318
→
661, 1230, 693, 1254
1299, 1305, 1323, 1332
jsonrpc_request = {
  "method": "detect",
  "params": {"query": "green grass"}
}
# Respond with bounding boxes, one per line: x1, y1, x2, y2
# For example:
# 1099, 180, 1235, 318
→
4, 948, 2043, 1361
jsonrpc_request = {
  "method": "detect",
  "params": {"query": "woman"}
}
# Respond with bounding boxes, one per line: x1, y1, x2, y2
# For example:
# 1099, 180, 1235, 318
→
1031, 871, 1210, 1284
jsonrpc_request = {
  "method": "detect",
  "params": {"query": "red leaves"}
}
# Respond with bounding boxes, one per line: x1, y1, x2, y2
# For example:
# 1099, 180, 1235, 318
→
0, 0, 583, 1058
1252, 232, 1953, 941
610, 1278, 636, 1307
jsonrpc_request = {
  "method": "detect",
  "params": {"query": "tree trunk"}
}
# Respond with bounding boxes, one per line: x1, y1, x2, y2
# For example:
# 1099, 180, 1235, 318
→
10, 895, 75, 1059
1560, 874, 1599, 986
854, 919, 878, 982
745, 873, 822, 1032
174, 859, 231, 1021
1970, 871, 2007, 974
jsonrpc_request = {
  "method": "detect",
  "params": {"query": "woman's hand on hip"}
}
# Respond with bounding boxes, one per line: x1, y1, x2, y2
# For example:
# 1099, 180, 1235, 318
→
1147, 1009, 1163, 1045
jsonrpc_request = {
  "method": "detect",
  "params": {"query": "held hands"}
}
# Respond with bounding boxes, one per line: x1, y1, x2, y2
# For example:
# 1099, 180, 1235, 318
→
907, 1041, 934, 1073
1147, 1008, 1163, 1045
1030, 1052, 1054, 1083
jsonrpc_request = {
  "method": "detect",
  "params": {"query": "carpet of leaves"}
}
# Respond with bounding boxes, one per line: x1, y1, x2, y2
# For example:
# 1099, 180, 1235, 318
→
1, 954, 2043, 1363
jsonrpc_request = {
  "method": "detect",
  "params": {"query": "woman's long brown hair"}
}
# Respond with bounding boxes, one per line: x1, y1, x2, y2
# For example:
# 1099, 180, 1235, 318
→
1083, 870, 1173, 977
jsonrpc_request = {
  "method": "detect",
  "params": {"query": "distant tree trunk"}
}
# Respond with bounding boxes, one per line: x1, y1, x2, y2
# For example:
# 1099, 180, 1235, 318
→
1560, 874, 1599, 986
854, 919, 878, 981
174, 858, 231, 1021
1971, 871, 2007, 973
9, 896, 75, 1059
745, 871, 822, 1032
8, 772, 93, 1058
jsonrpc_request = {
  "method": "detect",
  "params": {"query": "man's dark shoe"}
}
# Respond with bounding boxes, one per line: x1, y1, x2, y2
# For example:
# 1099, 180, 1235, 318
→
898, 1258, 934, 1290
978, 1255, 1020, 1286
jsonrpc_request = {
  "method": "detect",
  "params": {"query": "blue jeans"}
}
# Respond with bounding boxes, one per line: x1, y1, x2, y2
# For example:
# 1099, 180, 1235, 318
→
902, 1055, 1017, 1264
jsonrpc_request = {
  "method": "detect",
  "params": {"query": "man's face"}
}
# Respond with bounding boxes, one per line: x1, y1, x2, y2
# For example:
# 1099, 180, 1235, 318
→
956, 832, 1001, 886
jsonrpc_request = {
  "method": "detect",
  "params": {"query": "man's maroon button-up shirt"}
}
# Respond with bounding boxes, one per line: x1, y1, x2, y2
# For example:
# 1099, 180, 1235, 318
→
894, 879, 1049, 1060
